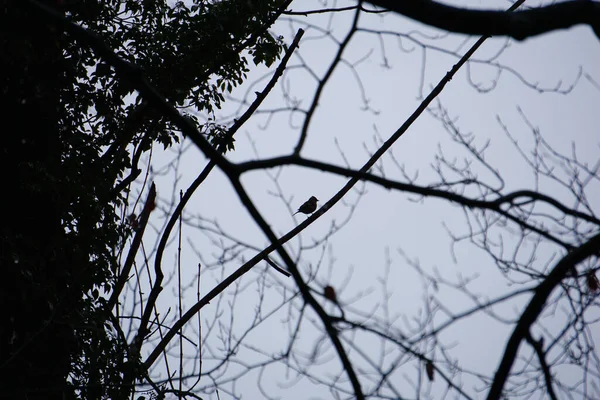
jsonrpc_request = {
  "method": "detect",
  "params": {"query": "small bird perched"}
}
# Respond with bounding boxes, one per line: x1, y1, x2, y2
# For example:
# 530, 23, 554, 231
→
293, 196, 318, 216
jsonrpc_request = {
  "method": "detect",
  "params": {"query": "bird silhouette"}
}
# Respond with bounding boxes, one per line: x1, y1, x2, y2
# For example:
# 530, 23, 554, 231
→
293, 196, 318, 216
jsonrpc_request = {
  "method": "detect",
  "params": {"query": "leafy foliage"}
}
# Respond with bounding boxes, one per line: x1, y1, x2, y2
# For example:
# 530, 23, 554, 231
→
2, 0, 285, 398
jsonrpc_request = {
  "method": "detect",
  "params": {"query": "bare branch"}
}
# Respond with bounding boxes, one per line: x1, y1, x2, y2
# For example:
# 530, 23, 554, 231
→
487, 232, 600, 400
366, 0, 600, 41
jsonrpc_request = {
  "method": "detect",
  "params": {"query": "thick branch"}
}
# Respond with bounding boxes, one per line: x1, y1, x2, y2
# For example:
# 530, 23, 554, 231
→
237, 156, 595, 222
238, 155, 600, 247
366, 0, 600, 41
487, 232, 600, 400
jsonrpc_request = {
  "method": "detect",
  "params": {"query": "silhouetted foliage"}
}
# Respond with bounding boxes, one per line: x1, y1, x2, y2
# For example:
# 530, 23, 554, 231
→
1, 1, 284, 398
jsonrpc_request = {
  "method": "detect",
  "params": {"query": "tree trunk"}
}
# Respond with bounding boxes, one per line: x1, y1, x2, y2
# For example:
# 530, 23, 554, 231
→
1, 1, 76, 399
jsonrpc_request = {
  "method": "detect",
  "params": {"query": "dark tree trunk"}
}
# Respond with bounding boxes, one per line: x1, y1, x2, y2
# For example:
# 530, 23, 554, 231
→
1, 1, 77, 399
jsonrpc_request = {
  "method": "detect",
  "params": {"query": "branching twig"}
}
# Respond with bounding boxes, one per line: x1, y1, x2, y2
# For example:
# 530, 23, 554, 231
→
107, 183, 156, 311
487, 232, 600, 400
525, 332, 558, 400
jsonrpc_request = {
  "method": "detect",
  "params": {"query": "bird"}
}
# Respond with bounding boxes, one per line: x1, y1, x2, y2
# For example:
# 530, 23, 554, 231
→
293, 196, 318, 216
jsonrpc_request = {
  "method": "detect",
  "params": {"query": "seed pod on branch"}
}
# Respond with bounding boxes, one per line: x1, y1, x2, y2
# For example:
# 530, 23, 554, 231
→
587, 270, 599, 293
324, 285, 337, 303
425, 360, 435, 381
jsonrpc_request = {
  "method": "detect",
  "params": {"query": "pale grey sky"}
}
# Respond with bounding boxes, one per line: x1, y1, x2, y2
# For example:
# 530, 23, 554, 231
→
133, 1, 600, 398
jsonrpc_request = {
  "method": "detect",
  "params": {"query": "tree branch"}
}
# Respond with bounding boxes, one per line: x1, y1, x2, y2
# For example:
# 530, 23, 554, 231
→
487, 232, 600, 400
25, 0, 235, 176
525, 332, 558, 400
366, 0, 600, 41
107, 183, 155, 311
237, 155, 597, 247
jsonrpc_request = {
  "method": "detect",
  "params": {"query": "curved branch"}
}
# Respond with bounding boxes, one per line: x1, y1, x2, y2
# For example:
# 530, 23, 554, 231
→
237, 155, 598, 245
366, 0, 600, 41
487, 232, 600, 400
293, 3, 361, 155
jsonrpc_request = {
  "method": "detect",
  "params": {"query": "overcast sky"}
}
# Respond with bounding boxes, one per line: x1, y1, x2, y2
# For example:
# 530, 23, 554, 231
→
134, 1, 600, 398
